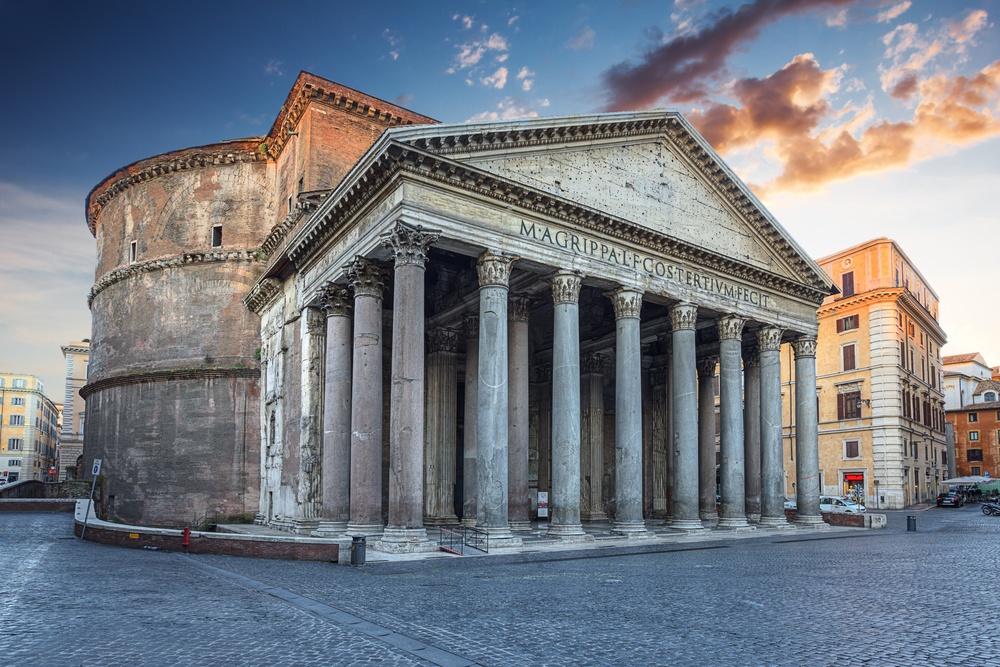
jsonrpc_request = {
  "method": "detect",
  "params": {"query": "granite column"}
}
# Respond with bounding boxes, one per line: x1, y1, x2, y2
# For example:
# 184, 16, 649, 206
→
793, 337, 824, 527
757, 327, 789, 528
716, 315, 750, 530
507, 295, 532, 531
669, 303, 704, 532
462, 315, 479, 527
742, 345, 762, 524
425, 328, 459, 525
697, 355, 719, 523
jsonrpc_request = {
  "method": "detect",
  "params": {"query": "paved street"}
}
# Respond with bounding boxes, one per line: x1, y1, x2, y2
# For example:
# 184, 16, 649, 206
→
2, 508, 999, 666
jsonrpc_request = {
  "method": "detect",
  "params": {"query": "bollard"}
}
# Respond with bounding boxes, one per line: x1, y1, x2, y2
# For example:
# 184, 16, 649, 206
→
906, 515, 916, 532
350, 535, 367, 566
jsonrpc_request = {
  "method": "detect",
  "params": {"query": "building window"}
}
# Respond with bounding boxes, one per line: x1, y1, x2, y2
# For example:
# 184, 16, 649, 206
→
969, 431, 980, 441
968, 449, 983, 462
908, 322, 915, 337
899, 341, 906, 367
211, 225, 223, 248
844, 440, 860, 459
838, 391, 861, 420
972, 466, 982, 476
836, 315, 859, 333
8, 438, 22, 450
9, 415, 23, 426
942, 450, 948, 466
129, 240, 137, 264
7, 459, 21, 466
841, 271, 855, 297
985, 391, 997, 402
287, 195, 293, 214
12, 378, 25, 389
842, 344, 857, 371
11, 397, 24, 406
968, 412, 979, 423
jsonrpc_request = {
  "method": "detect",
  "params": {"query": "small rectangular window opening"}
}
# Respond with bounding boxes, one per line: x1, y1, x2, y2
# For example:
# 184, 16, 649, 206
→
212, 225, 223, 248
129, 240, 137, 264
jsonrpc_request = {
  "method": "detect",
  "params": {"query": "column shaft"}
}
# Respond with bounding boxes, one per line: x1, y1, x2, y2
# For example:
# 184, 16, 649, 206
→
743, 347, 761, 524
717, 316, 749, 529
758, 327, 789, 527
317, 285, 352, 536
580, 353, 606, 522
295, 306, 326, 534
508, 296, 531, 531
698, 356, 718, 522
670, 303, 704, 531
794, 338, 824, 527
425, 329, 459, 525
461, 316, 479, 527
611, 288, 648, 536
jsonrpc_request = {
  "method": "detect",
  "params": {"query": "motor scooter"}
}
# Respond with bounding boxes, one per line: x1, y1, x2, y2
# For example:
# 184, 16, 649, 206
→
982, 500, 1000, 516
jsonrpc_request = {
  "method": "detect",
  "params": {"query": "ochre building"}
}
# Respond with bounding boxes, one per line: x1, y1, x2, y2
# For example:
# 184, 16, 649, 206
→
85, 72, 836, 541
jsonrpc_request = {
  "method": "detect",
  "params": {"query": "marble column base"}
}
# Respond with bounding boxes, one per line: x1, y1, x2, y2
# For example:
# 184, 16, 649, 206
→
581, 511, 609, 523
699, 510, 718, 522
668, 519, 711, 533
544, 524, 594, 542
346, 522, 384, 537
376, 527, 438, 553
794, 515, 830, 529
757, 516, 795, 529
311, 520, 349, 537
745, 512, 761, 524
715, 519, 755, 532
611, 521, 652, 538
661, 515, 674, 526
424, 515, 459, 527
478, 525, 524, 548
291, 518, 321, 535
253, 514, 267, 526
508, 520, 533, 532
460, 517, 477, 528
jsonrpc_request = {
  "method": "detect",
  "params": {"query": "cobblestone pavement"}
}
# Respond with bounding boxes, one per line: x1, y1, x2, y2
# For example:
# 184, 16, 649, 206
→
2, 506, 999, 666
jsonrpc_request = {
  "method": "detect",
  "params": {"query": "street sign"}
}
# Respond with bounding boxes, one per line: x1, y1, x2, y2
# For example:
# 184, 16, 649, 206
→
92, 459, 102, 476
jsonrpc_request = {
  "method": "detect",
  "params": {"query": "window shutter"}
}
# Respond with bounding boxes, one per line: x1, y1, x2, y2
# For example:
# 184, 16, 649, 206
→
842, 272, 855, 297
837, 393, 845, 420
843, 345, 856, 371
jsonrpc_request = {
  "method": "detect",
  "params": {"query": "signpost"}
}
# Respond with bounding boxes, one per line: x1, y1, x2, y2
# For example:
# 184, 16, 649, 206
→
80, 458, 102, 540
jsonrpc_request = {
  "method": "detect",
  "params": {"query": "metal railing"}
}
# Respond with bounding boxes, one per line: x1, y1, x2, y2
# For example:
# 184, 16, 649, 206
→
436, 526, 490, 555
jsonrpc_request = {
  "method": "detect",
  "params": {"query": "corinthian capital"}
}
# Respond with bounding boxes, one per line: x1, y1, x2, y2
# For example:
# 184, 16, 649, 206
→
381, 222, 440, 267
427, 328, 460, 353
697, 356, 719, 378
464, 314, 479, 339
792, 337, 818, 358
581, 352, 606, 375
610, 287, 643, 320
756, 326, 783, 352
669, 302, 697, 331
550, 270, 583, 305
319, 282, 352, 317
476, 250, 519, 288
716, 315, 746, 342
743, 345, 760, 368
508, 295, 533, 322
346, 257, 387, 300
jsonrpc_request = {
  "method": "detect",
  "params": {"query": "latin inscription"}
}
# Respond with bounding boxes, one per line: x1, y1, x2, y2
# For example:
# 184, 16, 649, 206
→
520, 221, 769, 308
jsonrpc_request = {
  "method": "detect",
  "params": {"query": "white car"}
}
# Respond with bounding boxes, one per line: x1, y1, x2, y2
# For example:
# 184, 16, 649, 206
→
783, 496, 867, 513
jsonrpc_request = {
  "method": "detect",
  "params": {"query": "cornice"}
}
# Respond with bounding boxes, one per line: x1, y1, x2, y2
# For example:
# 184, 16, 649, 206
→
86, 140, 265, 236
81, 366, 259, 399
288, 141, 833, 305
818, 287, 946, 343
89, 249, 259, 308
260, 200, 320, 259
244, 277, 283, 315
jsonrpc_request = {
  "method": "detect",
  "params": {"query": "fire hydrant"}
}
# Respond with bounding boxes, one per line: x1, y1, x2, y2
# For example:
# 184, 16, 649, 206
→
182, 527, 191, 549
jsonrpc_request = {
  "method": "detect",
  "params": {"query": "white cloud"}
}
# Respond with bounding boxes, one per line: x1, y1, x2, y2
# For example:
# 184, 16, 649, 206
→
566, 26, 595, 51
264, 60, 285, 77
508, 16, 520, 27
465, 97, 543, 122
517, 67, 535, 92
877, 1, 911, 23
481, 67, 508, 89
826, 9, 849, 28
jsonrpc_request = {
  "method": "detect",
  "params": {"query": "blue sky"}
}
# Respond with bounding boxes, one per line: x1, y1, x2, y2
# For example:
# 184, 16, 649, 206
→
1, 0, 997, 396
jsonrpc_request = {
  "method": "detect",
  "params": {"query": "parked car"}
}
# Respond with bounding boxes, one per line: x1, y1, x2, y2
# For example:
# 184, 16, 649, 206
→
936, 491, 964, 507
819, 496, 866, 513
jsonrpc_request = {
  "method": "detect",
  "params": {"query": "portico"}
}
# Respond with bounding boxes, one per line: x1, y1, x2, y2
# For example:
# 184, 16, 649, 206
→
246, 111, 836, 550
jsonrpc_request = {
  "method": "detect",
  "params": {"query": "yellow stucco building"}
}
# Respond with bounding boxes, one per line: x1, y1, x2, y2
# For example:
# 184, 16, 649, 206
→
781, 238, 947, 509
0, 373, 60, 483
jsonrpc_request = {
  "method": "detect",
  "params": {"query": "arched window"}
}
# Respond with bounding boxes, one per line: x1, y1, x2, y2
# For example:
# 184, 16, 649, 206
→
984, 391, 997, 403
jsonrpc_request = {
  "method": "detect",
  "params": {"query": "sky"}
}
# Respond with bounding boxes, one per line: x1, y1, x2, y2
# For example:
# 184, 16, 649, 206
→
0, 0, 997, 399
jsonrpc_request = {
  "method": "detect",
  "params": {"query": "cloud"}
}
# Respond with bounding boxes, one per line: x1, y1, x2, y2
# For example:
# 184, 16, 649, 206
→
876, 1, 911, 23
517, 67, 535, 92
264, 60, 285, 77
508, 16, 520, 27
481, 67, 508, 89
826, 8, 849, 27
879, 10, 988, 94
453, 14, 474, 30
601, 0, 856, 110
466, 97, 544, 122
449, 33, 509, 71
566, 26, 595, 51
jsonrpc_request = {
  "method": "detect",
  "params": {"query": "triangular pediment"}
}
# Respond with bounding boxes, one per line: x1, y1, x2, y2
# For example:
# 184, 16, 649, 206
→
390, 111, 835, 296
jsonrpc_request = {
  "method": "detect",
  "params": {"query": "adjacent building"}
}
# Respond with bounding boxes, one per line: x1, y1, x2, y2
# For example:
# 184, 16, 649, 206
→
84, 71, 836, 539
944, 354, 1000, 478
0, 373, 60, 483
943, 352, 994, 409
59, 341, 90, 480
782, 238, 947, 509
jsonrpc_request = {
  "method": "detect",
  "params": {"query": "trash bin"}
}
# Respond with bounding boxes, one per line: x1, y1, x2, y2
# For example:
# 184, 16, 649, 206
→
906, 515, 916, 532
350, 535, 366, 566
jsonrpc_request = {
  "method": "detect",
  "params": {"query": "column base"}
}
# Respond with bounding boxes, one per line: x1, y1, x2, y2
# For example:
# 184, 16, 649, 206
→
376, 527, 438, 553
508, 520, 533, 532
544, 523, 594, 542
460, 517, 477, 528
699, 510, 718, 522
476, 525, 524, 548
424, 515, 459, 527
581, 511, 609, 523
794, 515, 830, 529
291, 518, 321, 535
311, 520, 348, 537
757, 515, 795, 529
668, 518, 711, 534
715, 518, 755, 532
253, 514, 267, 526
346, 522, 384, 537
611, 522, 652, 538
661, 515, 674, 526
745, 512, 761, 524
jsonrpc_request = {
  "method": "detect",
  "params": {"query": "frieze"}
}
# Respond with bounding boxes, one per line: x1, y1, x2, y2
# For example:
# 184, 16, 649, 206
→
347, 257, 388, 299
716, 315, 746, 342
476, 251, 519, 288
550, 270, 583, 305
756, 326, 784, 352
381, 222, 441, 267
610, 287, 643, 320
319, 282, 352, 317
669, 303, 698, 331
91, 249, 259, 308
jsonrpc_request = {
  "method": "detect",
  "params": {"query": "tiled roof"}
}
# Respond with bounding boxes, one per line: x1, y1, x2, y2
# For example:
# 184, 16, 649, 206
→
973, 379, 1000, 395
943, 352, 983, 364
946, 400, 1000, 412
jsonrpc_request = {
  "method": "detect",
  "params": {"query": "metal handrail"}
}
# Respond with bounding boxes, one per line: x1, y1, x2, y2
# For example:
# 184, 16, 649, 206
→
438, 527, 464, 555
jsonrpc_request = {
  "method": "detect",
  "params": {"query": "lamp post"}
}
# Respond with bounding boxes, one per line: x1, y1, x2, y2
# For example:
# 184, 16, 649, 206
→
874, 479, 880, 510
